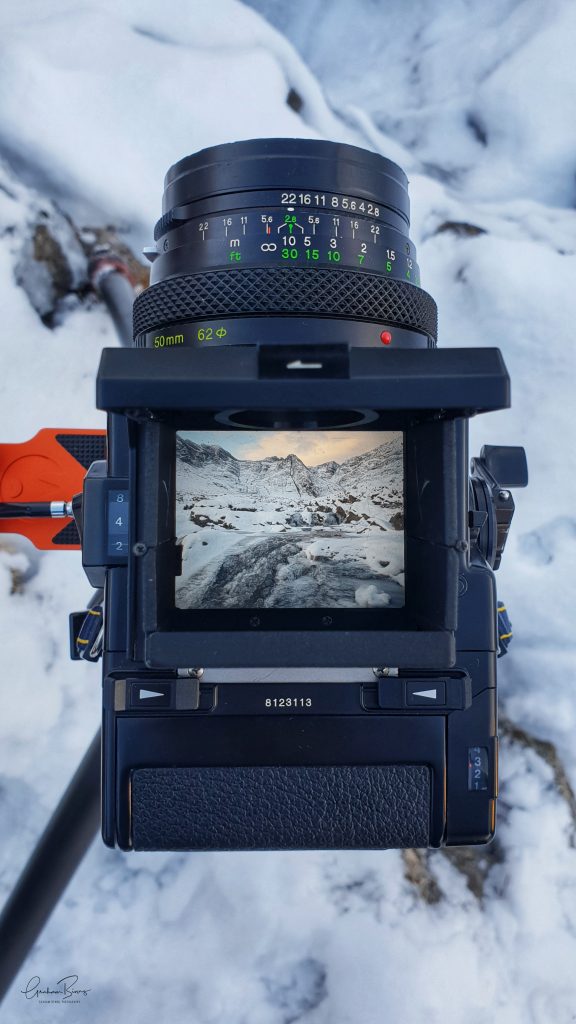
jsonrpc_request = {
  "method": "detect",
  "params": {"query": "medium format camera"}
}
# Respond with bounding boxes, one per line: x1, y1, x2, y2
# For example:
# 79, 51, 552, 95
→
77, 138, 527, 850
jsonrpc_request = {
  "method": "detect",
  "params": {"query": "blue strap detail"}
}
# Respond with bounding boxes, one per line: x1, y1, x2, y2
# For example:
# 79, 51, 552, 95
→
497, 601, 513, 657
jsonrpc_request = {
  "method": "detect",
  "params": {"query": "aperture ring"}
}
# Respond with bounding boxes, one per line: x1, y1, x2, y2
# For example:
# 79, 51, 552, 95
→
133, 269, 437, 341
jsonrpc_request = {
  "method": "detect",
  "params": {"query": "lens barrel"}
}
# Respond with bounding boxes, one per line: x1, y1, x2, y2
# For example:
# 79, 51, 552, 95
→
134, 138, 437, 349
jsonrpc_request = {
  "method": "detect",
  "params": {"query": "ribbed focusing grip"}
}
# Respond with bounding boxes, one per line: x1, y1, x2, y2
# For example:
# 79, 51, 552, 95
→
133, 269, 438, 341
130, 764, 431, 850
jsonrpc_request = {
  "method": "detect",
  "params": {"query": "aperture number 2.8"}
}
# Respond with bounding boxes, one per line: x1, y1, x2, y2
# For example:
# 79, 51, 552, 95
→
264, 697, 313, 708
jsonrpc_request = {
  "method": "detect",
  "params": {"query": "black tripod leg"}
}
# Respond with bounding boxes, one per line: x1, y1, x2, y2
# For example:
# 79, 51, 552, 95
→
0, 729, 100, 1003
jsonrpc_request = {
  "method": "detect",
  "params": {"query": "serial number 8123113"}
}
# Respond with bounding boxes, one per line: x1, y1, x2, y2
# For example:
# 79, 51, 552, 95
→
264, 697, 313, 708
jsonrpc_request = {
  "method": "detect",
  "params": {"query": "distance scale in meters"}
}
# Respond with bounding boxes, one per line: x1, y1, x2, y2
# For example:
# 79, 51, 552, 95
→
159, 191, 419, 283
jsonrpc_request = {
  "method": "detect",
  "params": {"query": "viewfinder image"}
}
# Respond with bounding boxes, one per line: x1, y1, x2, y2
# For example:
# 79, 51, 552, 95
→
175, 431, 405, 609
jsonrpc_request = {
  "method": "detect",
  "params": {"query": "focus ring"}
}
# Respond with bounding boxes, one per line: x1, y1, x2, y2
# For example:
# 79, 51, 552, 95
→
133, 269, 437, 341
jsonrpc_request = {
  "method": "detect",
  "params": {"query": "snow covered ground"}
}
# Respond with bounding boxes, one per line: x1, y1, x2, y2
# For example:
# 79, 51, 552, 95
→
0, 1, 575, 1021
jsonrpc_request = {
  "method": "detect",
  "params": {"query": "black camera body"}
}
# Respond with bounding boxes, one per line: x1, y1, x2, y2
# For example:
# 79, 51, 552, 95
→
78, 138, 527, 851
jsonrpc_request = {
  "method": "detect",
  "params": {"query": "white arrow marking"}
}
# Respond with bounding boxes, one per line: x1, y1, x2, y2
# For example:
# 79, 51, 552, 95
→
286, 360, 323, 370
413, 688, 437, 700
139, 688, 165, 699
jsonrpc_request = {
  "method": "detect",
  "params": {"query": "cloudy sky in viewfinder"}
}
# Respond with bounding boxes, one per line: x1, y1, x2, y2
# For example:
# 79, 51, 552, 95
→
178, 430, 401, 466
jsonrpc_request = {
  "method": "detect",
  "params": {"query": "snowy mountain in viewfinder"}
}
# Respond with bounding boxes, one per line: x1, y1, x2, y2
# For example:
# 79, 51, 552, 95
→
175, 434, 403, 501
175, 434, 405, 610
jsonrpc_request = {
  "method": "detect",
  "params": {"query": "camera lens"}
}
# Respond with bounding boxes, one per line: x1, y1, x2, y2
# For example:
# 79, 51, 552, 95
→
133, 138, 437, 350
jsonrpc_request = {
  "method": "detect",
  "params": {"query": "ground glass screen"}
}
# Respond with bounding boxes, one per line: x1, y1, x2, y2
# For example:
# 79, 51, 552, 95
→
175, 431, 405, 610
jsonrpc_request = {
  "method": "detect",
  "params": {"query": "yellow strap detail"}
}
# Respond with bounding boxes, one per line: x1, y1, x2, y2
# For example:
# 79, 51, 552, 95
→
77, 638, 89, 645
499, 632, 512, 640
